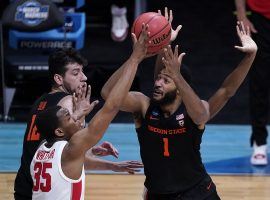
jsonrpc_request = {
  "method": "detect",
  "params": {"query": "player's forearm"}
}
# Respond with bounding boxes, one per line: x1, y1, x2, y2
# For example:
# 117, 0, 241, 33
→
154, 53, 164, 80
173, 74, 209, 124
208, 52, 256, 119
221, 52, 256, 97
235, 0, 247, 19
84, 155, 115, 170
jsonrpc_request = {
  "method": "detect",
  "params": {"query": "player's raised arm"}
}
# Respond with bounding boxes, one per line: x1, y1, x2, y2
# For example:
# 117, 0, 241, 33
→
161, 45, 209, 125
154, 7, 182, 80
208, 21, 257, 119
101, 25, 151, 114
62, 24, 150, 177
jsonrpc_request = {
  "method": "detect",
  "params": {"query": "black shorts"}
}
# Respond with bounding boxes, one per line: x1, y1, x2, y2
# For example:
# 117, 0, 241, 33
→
14, 192, 31, 200
144, 175, 221, 200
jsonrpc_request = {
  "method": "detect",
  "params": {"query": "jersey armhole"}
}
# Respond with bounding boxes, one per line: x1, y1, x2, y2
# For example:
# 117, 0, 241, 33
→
57, 142, 84, 183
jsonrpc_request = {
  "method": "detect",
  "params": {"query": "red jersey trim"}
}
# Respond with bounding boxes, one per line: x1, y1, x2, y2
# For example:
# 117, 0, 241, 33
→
71, 180, 82, 200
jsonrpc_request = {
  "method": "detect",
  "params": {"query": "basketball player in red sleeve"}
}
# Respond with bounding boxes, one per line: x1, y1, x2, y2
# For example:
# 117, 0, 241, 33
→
14, 48, 143, 199
101, 8, 257, 200
30, 24, 150, 200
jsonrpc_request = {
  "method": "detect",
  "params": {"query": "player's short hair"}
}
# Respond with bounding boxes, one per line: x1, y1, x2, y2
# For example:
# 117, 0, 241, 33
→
36, 106, 62, 143
48, 48, 88, 85
158, 64, 192, 85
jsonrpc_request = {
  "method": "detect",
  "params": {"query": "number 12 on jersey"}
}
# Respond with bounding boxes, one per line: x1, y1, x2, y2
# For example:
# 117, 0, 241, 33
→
163, 138, 170, 157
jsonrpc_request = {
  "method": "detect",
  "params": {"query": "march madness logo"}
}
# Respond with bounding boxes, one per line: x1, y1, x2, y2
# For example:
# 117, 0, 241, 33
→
15, 1, 49, 26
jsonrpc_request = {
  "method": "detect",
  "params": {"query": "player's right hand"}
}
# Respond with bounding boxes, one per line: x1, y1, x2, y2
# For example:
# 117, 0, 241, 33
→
72, 85, 99, 121
111, 160, 144, 174
131, 23, 151, 62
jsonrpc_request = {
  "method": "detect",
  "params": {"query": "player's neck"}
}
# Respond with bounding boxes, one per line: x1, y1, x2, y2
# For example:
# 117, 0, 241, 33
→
45, 138, 63, 148
50, 86, 68, 94
160, 99, 182, 118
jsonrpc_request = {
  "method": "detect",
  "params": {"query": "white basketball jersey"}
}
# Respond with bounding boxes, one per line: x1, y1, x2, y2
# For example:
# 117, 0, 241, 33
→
30, 141, 85, 200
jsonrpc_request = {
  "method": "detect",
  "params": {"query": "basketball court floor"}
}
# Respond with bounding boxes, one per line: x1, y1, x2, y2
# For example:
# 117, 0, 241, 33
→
0, 123, 270, 199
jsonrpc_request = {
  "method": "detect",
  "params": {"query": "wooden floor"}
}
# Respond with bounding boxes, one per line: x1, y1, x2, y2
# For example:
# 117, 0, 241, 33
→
1, 173, 270, 200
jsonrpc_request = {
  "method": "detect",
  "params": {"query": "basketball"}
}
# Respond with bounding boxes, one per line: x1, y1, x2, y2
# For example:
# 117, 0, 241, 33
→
132, 12, 171, 54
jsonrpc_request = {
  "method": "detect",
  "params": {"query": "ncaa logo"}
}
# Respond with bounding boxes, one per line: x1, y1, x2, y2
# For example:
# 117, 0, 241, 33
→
15, 1, 49, 26
152, 111, 159, 116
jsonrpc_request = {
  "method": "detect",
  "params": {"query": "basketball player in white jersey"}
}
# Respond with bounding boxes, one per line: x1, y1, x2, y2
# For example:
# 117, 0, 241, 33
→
30, 24, 150, 200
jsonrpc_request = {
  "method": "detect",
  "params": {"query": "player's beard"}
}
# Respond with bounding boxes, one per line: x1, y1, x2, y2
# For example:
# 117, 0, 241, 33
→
152, 89, 177, 106
61, 81, 73, 94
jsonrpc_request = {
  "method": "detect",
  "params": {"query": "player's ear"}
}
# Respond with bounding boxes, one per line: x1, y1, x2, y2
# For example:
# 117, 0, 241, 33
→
54, 74, 64, 86
55, 128, 64, 137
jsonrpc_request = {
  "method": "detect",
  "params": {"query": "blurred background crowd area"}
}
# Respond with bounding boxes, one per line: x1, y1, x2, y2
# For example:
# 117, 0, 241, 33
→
0, 0, 261, 123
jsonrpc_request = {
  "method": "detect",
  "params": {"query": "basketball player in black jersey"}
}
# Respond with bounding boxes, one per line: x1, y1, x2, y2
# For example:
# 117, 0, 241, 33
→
101, 8, 258, 200
14, 48, 144, 199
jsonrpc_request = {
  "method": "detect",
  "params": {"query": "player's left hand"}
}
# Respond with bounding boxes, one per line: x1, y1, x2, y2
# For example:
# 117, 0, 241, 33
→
91, 141, 119, 158
111, 161, 143, 174
158, 7, 182, 42
235, 21, 257, 54
131, 23, 151, 62
161, 45, 186, 79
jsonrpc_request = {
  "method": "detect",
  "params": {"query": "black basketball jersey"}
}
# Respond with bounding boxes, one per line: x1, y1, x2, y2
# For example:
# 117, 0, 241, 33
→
14, 92, 68, 198
136, 101, 207, 194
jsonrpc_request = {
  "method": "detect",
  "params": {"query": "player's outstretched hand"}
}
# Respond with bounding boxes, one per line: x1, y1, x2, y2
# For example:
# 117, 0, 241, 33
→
91, 141, 119, 158
158, 7, 182, 42
131, 23, 151, 62
111, 160, 144, 174
72, 84, 99, 121
161, 45, 185, 79
235, 21, 257, 54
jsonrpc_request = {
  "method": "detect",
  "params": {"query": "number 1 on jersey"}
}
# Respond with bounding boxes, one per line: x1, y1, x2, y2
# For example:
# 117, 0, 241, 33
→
163, 138, 170, 157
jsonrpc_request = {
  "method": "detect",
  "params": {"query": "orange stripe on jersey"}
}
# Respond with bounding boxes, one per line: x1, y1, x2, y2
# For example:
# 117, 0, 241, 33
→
27, 115, 40, 141
38, 101, 47, 111
71, 180, 82, 200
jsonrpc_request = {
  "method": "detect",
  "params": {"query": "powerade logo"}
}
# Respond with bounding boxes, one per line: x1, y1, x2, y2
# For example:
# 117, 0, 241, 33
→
19, 40, 74, 49
15, 1, 49, 26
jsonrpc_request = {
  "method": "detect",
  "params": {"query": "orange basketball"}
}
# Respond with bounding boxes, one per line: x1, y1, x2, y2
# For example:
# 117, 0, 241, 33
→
132, 12, 171, 54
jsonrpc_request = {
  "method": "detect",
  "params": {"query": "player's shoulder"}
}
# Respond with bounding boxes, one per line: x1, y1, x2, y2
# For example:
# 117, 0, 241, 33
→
56, 94, 74, 114
130, 91, 150, 102
130, 91, 150, 113
57, 94, 72, 105
134, 91, 149, 105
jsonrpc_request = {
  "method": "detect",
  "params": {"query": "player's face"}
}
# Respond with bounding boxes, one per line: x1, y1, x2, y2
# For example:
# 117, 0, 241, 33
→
62, 63, 87, 94
57, 108, 81, 140
152, 73, 177, 104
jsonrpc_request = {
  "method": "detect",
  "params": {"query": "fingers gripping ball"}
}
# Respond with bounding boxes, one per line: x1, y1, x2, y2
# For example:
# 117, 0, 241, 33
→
132, 12, 171, 54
